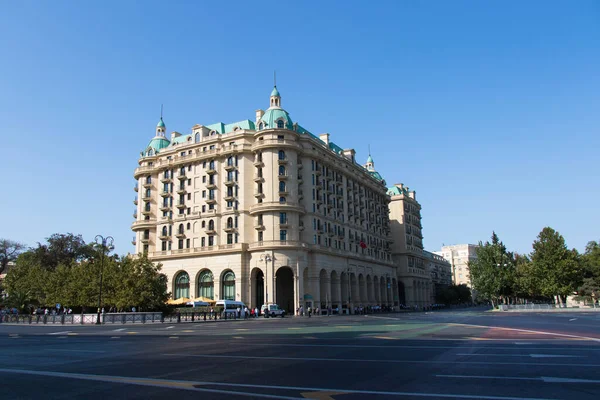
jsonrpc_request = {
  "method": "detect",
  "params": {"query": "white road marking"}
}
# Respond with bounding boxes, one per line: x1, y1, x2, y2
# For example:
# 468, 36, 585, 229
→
48, 331, 71, 335
46, 349, 106, 353
0, 367, 558, 400
437, 375, 600, 384
448, 322, 600, 342
166, 326, 175, 329
569, 318, 577, 321
162, 353, 600, 367
455, 353, 582, 358
113, 328, 126, 332
266, 343, 600, 352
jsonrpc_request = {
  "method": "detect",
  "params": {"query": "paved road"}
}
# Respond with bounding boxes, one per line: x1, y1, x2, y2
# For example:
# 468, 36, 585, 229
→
1, 309, 599, 399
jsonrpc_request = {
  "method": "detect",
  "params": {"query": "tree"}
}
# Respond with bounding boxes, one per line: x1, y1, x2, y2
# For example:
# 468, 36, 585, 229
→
530, 227, 581, 307
468, 232, 515, 307
0, 238, 26, 275
29, 233, 94, 270
577, 241, 600, 306
3, 233, 169, 313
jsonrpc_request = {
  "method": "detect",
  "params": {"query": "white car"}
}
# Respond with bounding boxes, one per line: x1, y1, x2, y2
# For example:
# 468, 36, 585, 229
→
261, 304, 286, 318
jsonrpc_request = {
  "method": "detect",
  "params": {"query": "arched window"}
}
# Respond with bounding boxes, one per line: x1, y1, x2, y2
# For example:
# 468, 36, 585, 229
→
277, 120, 284, 129
227, 156, 234, 166
198, 270, 214, 299
227, 217, 233, 228
162, 226, 168, 236
208, 220, 214, 230
279, 181, 286, 192
279, 196, 286, 204
195, 133, 200, 143
278, 165, 286, 176
178, 224, 184, 234
147, 149, 154, 156
278, 150, 286, 160
146, 176, 152, 184
187, 223, 191, 230
258, 122, 264, 130
222, 271, 235, 300
202, 221, 206, 228
174, 271, 190, 299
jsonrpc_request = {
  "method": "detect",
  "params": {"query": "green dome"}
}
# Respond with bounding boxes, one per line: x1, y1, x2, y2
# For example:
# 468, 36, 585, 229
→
146, 136, 170, 155
157, 118, 165, 128
271, 86, 280, 97
259, 107, 293, 130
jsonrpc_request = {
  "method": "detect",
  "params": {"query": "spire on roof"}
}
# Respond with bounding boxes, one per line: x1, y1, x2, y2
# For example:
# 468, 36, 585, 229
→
156, 105, 166, 136
270, 72, 281, 107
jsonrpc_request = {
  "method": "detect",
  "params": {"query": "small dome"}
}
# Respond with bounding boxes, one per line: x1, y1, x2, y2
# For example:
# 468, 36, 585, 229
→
366, 155, 374, 164
260, 107, 293, 130
157, 118, 166, 128
271, 86, 280, 97
146, 136, 170, 155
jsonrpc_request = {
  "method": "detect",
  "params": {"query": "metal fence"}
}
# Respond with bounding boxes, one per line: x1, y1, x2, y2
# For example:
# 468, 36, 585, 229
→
0, 311, 245, 325
1, 312, 160, 325
505, 304, 554, 310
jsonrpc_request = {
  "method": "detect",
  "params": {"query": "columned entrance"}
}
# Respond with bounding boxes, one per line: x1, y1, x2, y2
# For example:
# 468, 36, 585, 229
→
276, 266, 294, 314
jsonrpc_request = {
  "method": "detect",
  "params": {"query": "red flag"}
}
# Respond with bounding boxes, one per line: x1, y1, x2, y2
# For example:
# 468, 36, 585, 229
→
359, 241, 367, 249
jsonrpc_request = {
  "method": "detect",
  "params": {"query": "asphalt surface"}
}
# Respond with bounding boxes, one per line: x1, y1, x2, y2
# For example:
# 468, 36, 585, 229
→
1, 308, 600, 400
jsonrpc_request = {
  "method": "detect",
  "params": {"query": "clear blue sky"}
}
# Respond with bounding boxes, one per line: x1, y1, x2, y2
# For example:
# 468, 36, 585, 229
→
1, 1, 598, 256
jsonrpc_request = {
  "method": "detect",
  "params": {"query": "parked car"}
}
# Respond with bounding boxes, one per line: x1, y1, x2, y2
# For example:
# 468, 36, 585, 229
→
261, 304, 286, 318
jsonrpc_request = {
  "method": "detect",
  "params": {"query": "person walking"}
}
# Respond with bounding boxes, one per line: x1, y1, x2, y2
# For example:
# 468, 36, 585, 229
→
307, 306, 312, 318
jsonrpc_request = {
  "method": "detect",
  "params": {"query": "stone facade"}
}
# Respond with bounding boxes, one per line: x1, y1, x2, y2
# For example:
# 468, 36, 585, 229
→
132, 87, 437, 313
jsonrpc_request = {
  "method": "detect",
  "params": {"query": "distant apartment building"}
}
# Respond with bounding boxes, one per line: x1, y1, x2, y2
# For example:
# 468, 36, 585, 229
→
434, 244, 478, 287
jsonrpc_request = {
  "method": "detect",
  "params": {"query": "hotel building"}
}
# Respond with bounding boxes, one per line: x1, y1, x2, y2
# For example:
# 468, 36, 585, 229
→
133, 86, 432, 312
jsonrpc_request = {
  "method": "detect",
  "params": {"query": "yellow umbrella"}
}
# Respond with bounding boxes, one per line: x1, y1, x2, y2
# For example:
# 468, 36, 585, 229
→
166, 297, 190, 305
191, 296, 216, 304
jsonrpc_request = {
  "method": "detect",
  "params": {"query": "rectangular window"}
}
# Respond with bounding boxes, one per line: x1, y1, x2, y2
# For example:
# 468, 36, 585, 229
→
280, 230, 287, 241
280, 212, 287, 224
202, 190, 206, 198
186, 239, 190, 248
202, 205, 206, 212
208, 236, 214, 246
178, 239, 183, 249
258, 231, 263, 242
187, 193, 191, 200
202, 176, 206, 183
162, 241, 167, 251
227, 233, 233, 245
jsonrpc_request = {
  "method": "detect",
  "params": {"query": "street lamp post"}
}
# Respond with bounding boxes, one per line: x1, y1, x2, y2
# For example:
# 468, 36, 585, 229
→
260, 254, 272, 305
95, 235, 114, 325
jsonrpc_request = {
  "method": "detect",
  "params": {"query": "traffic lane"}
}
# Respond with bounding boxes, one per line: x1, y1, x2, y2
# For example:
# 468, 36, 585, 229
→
2, 338, 600, 400
8, 335, 596, 386
441, 312, 600, 337
2, 351, 599, 400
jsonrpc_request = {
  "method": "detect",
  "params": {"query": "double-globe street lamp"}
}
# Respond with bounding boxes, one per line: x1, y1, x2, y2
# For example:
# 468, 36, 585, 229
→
259, 253, 272, 305
95, 235, 114, 325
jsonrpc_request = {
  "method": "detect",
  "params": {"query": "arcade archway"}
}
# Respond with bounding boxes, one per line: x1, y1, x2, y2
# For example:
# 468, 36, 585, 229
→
275, 266, 294, 314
